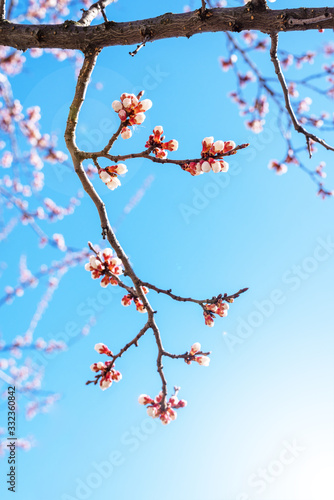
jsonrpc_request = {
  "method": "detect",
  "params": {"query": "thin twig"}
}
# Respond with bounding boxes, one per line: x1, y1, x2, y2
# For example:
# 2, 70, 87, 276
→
139, 282, 248, 306
162, 349, 211, 360
129, 36, 150, 57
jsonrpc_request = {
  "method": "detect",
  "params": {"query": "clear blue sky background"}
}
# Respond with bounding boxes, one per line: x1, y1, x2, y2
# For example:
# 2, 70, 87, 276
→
0, 0, 333, 499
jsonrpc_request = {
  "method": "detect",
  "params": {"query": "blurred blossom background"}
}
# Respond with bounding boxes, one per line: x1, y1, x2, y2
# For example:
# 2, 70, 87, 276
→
0, 0, 333, 499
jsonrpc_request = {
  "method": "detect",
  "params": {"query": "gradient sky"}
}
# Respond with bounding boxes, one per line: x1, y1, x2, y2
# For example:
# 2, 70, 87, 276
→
0, 1, 334, 499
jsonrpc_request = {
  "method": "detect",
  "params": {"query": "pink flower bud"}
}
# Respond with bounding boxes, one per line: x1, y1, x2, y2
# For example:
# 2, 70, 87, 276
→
153, 125, 163, 135
115, 163, 127, 175
190, 342, 201, 355
102, 248, 113, 260
121, 294, 133, 306
121, 127, 132, 139
99, 170, 111, 184
106, 177, 121, 190
112, 100, 123, 112
176, 399, 187, 408
204, 311, 215, 327
201, 161, 211, 173
165, 139, 178, 151
122, 97, 132, 109
111, 369, 122, 382
202, 136, 214, 147
169, 395, 179, 406
160, 413, 171, 425
140, 99, 152, 111
110, 257, 122, 268
220, 160, 229, 173
147, 406, 158, 418
213, 140, 224, 153
100, 378, 113, 390
223, 141, 236, 153
90, 362, 104, 372
156, 149, 167, 159
89, 255, 101, 269
133, 112, 145, 125
94, 343, 112, 355
138, 394, 153, 405
211, 161, 221, 173
155, 391, 163, 403
118, 109, 127, 121
195, 162, 202, 174
196, 355, 210, 366
168, 408, 177, 420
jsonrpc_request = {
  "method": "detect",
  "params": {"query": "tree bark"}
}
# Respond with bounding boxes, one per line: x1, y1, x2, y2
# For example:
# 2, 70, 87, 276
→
0, 6, 333, 52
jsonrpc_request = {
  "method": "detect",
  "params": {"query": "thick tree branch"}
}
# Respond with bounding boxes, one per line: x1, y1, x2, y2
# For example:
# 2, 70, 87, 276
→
0, 7, 334, 51
269, 32, 334, 156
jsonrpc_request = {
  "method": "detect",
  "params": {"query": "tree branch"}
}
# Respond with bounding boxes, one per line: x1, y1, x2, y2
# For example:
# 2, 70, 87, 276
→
65, 49, 248, 413
82, 143, 250, 165
0, 7, 333, 51
65, 51, 172, 409
269, 32, 334, 156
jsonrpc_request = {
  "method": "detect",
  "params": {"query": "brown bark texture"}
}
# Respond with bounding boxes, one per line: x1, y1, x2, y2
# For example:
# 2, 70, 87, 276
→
0, 6, 333, 52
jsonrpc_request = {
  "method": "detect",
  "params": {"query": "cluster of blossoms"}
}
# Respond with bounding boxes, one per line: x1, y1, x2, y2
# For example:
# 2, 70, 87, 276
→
121, 286, 148, 313
112, 91, 152, 139
98, 164, 128, 191
145, 126, 178, 159
138, 390, 187, 425
91, 343, 122, 391
182, 137, 235, 176
203, 299, 230, 327
268, 159, 288, 175
184, 342, 210, 366
85, 248, 123, 287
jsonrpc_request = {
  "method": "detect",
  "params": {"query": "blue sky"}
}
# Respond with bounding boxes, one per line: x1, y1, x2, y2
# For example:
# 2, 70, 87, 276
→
0, 1, 334, 499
